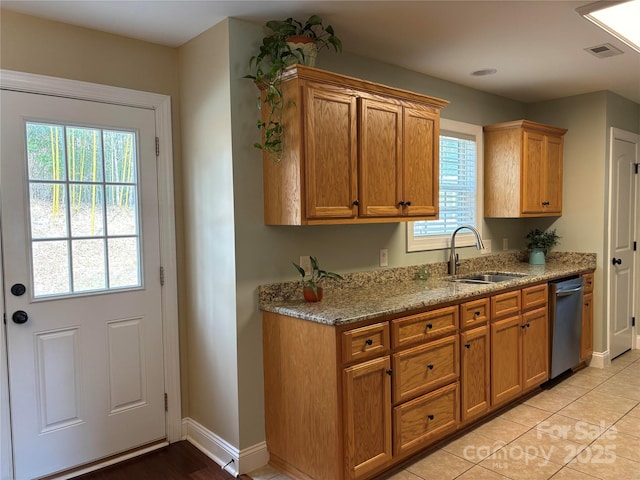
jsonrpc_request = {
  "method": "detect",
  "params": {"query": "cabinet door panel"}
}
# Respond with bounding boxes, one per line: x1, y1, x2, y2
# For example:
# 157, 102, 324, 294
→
461, 326, 490, 422
522, 307, 549, 390
359, 98, 403, 217
343, 356, 392, 480
304, 85, 358, 219
521, 130, 545, 214
545, 135, 563, 213
581, 292, 594, 362
403, 107, 439, 217
491, 315, 522, 406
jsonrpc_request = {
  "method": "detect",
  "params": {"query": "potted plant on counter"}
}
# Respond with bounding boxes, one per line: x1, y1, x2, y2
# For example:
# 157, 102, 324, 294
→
293, 256, 343, 302
246, 15, 342, 161
526, 228, 560, 265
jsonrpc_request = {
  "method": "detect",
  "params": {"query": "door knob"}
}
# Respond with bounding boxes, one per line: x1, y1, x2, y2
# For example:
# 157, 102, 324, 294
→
612, 258, 622, 265
12, 311, 28, 324
10, 283, 26, 296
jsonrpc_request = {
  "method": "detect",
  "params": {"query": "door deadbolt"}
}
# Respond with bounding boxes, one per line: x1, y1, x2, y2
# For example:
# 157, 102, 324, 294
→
11, 283, 26, 296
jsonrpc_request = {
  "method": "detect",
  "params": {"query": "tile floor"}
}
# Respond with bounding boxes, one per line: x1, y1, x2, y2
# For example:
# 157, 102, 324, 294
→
249, 349, 640, 480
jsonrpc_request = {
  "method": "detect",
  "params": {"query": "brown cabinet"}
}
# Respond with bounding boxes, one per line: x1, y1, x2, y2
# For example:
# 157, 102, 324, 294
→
581, 273, 594, 362
343, 357, 392, 480
490, 284, 549, 408
261, 65, 448, 225
460, 325, 490, 422
484, 120, 567, 218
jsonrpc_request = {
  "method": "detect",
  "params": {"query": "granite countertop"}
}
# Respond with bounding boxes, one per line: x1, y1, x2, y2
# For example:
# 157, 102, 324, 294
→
258, 252, 597, 326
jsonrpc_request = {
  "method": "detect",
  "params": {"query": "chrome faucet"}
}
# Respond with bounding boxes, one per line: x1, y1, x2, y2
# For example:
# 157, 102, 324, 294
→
448, 225, 485, 275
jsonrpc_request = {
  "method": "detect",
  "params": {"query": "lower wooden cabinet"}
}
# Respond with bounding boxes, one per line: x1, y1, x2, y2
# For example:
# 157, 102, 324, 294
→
343, 357, 392, 480
491, 315, 523, 406
581, 292, 594, 362
460, 325, 490, 422
522, 307, 549, 389
393, 383, 458, 456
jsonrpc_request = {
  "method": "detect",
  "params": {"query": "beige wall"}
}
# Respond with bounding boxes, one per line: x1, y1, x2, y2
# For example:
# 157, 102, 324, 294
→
0, 9, 192, 411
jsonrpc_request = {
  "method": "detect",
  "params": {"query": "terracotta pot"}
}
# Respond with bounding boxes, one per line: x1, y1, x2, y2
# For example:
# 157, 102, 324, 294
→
303, 285, 323, 302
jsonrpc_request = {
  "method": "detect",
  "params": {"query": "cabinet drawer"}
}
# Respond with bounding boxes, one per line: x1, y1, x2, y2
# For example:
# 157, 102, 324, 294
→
342, 322, 390, 364
491, 290, 521, 320
583, 273, 594, 293
392, 335, 458, 403
460, 298, 490, 329
522, 284, 548, 311
393, 382, 458, 456
391, 306, 458, 348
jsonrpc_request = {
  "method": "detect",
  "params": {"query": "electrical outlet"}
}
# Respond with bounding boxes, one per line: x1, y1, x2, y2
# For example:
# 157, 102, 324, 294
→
481, 239, 492, 255
299, 256, 312, 276
379, 249, 389, 267
502, 238, 509, 251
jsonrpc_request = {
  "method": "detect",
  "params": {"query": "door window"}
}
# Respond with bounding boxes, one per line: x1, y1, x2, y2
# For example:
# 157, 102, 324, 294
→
26, 122, 141, 297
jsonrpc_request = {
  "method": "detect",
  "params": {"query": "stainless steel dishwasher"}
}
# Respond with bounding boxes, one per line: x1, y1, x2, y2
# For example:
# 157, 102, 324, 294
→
549, 276, 584, 379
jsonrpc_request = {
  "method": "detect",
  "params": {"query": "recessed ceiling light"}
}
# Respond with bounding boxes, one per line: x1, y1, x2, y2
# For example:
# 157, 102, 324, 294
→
471, 68, 497, 77
577, 0, 640, 54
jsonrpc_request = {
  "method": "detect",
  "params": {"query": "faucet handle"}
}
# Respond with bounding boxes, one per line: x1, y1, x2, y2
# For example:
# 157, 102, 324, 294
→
455, 253, 460, 267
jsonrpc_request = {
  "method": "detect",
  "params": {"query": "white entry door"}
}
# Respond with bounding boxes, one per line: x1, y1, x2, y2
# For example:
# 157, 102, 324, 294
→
608, 127, 638, 359
1, 90, 166, 479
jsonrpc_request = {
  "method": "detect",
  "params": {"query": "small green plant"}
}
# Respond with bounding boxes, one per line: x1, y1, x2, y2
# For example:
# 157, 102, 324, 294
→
246, 15, 342, 161
526, 228, 560, 253
292, 256, 343, 298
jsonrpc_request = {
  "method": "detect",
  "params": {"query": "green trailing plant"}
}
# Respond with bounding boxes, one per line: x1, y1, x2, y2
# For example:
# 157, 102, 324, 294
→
526, 228, 560, 253
245, 15, 342, 161
292, 256, 343, 298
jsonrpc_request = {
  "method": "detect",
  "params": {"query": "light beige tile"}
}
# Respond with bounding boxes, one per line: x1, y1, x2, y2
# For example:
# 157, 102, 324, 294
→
472, 417, 530, 443
247, 464, 284, 480
524, 390, 576, 413
558, 400, 626, 428
592, 378, 640, 401
509, 429, 586, 465
537, 414, 606, 445
609, 370, 640, 387
567, 450, 640, 480
479, 445, 562, 479
455, 465, 510, 479
499, 403, 553, 427
562, 374, 606, 390
578, 391, 639, 414
590, 429, 640, 463
550, 467, 602, 479
577, 367, 618, 380
405, 449, 474, 479
611, 352, 638, 365
548, 383, 591, 401
442, 429, 505, 462
381, 469, 423, 480
626, 404, 640, 419
612, 414, 640, 438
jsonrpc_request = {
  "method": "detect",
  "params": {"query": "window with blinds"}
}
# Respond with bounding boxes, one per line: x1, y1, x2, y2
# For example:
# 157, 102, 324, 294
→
407, 120, 482, 251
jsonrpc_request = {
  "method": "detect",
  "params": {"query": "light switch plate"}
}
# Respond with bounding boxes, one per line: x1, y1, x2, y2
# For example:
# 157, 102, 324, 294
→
379, 249, 389, 267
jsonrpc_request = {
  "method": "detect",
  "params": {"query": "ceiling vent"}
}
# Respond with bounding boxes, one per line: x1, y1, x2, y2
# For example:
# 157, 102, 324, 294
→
585, 43, 624, 58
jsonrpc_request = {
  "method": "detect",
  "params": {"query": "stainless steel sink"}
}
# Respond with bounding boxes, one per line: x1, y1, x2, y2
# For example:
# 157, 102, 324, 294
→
450, 273, 526, 284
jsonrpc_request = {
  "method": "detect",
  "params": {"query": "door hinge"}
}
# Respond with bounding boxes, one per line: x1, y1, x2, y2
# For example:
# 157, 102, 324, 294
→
635, 163, 639, 174
164, 393, 168, 412
633, 317, 636, 327
160, 266, 165, 286
156, 137, 160, 157
634, 241, 637, 252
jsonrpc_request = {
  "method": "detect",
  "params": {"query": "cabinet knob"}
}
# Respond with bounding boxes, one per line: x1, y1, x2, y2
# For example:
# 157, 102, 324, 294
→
521, 324, 527, 329
405, 201, 412, 206
365, 338, 373, 346
427, 364, 434, 370
398, 201, 406, 207
464, 343, 471, 349
386, 369, 393, 376
352, 200, 359, 206
542, 201, 550, 206
427, 414, 434, 420
585, 302, 590, 307
426, 323, 433, 330
474, 311, 481, 318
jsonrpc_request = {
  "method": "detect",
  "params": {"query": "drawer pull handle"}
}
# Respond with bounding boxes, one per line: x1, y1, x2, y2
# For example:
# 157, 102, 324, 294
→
426, 323, 433, 330
464, 343, 471, 349
427, 414, 434, 420
365, 339, 373, 346
386, 369, 393, 376
427, 364, 434, 370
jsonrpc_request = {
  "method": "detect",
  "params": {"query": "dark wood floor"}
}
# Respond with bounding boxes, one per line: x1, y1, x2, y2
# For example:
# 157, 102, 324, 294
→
75, 441, 251, 480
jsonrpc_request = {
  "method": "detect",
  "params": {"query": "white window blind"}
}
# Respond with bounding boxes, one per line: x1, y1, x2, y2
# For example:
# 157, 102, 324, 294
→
407, 120, 482, 252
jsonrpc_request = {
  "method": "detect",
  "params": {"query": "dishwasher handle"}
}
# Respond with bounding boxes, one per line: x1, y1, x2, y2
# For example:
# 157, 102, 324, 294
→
556, 286, 583, 297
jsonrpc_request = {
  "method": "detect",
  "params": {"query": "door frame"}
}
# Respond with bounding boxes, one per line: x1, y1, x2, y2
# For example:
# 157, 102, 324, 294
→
0, 70, 181, 478
605, 127, 639, 361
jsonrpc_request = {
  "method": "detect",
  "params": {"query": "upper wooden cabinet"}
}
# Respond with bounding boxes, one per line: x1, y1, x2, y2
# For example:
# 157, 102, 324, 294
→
484, 120, 567, 218
261, 66, 448, 225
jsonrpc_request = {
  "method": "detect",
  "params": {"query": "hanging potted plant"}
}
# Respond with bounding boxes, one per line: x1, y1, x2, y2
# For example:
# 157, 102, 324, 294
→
245, 15, 342, 161
525, 228, 560, 265
292, 256, 343, 302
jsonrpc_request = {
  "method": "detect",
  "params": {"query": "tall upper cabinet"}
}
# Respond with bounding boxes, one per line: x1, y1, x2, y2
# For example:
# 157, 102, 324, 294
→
484, 120, 568, 218
261, 66, 449, 225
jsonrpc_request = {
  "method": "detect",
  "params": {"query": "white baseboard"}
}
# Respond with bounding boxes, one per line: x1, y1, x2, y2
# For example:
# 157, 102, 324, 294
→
181, 417, 269, 477
589, 350, 610, 369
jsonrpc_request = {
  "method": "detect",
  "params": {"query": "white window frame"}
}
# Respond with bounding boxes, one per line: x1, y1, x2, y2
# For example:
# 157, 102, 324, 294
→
407, 119, 483, 252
